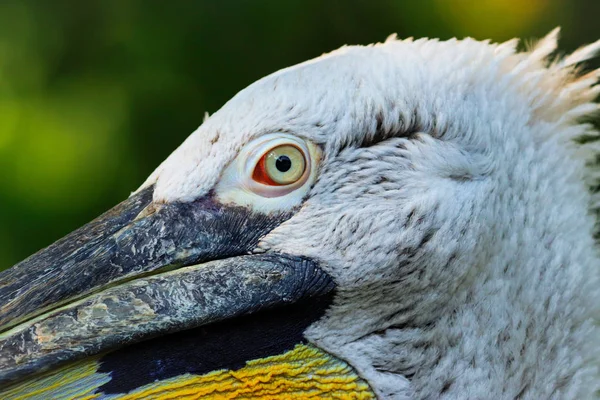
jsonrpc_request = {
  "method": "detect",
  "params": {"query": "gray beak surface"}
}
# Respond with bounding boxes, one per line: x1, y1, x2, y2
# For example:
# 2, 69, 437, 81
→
0, 186, 334, 385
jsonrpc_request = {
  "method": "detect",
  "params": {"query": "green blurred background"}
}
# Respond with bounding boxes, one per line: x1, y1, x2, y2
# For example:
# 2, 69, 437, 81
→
0, 0, 598, 270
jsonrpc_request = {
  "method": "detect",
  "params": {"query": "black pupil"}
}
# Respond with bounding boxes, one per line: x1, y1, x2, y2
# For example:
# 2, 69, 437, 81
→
275, 155, 292, 172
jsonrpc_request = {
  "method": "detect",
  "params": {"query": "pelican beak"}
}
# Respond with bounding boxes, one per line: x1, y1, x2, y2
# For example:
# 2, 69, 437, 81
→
0, 186, 335, 384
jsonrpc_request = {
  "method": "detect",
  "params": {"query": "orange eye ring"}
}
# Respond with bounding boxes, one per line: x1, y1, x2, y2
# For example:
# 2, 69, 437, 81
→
252, 144, 307, 186
214, 133, 321, 207
252, 155, 278, 185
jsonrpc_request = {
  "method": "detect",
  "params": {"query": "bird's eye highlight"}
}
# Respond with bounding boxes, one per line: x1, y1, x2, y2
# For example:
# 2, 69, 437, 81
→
253, 145, 306, 186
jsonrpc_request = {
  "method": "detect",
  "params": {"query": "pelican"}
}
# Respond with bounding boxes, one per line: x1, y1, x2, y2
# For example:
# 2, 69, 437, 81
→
0, 28, 599, 399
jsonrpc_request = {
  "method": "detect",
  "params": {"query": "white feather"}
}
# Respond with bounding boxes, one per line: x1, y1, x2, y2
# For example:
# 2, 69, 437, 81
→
140, 29, 600, 399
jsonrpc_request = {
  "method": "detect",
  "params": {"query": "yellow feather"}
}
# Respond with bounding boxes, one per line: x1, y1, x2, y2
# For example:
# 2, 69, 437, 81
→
0, 344, 375, 399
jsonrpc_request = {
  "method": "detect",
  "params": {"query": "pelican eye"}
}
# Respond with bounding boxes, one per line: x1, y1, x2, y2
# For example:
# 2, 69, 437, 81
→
253, 145, 306, 186
215, 133, 321, 211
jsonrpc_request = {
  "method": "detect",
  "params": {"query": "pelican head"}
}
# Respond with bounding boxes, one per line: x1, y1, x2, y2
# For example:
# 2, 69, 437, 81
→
1, 29, 599, 399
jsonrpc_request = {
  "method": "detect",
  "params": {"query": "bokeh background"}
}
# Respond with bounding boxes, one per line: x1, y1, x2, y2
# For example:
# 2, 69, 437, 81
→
0, 0, 598, 270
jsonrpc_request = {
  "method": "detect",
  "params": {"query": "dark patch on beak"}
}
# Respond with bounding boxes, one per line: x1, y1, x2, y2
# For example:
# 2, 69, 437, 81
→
0, 185, 292, 331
